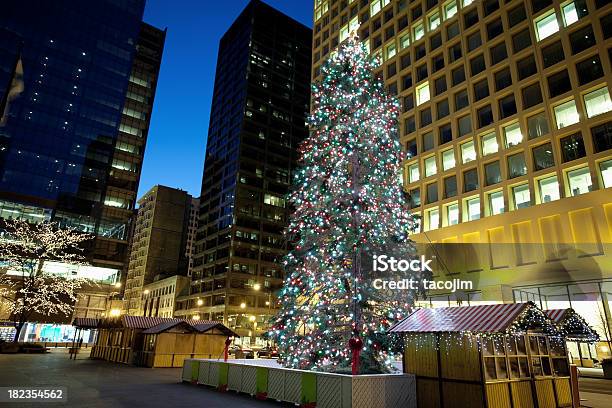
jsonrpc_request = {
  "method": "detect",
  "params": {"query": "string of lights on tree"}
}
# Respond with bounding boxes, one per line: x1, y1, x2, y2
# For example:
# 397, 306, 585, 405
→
270, 34, 428, 374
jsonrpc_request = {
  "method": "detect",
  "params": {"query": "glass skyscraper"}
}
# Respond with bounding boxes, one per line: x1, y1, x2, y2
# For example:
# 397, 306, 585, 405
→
174, 0, 311, 344
0, 0, 165, 284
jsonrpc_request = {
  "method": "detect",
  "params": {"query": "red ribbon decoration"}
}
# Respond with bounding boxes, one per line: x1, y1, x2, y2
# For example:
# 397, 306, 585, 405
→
348, 336, 363, 375
224, 337, 231, 362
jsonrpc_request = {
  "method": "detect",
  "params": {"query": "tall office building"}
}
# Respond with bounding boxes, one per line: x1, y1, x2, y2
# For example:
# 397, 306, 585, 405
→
175, 0, 311, 343
0, 1, 165, 292
124, 185, 192, 315
312, 0, 612, 359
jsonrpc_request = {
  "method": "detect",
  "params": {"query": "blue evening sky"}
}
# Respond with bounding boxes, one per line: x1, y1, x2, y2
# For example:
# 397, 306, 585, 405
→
139, 0, 313, 199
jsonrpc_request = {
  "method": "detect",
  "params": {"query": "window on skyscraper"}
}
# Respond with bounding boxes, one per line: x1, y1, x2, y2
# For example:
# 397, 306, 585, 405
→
583, 87, 612, 118
538, 175, 561, 203
507, 152, 527, 178
445, 202, 459, 226
504, 123, 523, 147
533, 143, 555, 170
461, 140, 477, 163
442, 148, 456, 170
485, 161, 502, 185
554, 100, 579, 129
512, 184, 531, 209
487, 190, 505, 215
465, 196, 481, 221
528, 112, 550, 140
560, 132, 586, 162
481, 132, 498, 156
566, 167, 593, 196
535, 10, 559, 41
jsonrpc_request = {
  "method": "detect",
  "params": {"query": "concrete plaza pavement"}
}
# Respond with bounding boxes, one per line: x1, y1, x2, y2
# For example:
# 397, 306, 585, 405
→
0, 349, 287, 407
0, 349, 610, 407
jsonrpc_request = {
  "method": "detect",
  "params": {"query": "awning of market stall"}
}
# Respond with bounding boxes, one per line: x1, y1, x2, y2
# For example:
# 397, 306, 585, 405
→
72, 317, 100, 329
545, 308, 599, 342
390, 302, 559, 334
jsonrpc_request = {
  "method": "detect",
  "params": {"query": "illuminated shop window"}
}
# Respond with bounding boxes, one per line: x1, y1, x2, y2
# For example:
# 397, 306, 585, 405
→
538, 175, 560, 203
567, 167, 592, 196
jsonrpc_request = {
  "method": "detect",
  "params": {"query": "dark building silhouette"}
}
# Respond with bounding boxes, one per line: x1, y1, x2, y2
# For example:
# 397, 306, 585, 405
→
175, 0, 311, 342
0, 1, 165, 289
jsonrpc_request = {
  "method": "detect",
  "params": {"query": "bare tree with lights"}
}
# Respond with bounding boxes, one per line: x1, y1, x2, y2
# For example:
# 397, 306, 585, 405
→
0, 219, 93, 341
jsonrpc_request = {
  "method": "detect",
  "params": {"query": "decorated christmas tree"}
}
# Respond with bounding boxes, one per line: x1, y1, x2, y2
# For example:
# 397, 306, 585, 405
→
271, 34, 428, 374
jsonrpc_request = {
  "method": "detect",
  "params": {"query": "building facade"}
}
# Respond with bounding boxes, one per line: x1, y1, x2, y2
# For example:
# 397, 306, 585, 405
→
0, 0, 165, 300
312, 0, 611, 359
141, 275, 190, 318
175, 0, 312, 344
186, 197, 199, 277
123, 185, 193, 315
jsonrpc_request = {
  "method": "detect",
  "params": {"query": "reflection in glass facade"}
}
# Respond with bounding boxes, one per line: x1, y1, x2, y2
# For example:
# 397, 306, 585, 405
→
0, 1, 165, 277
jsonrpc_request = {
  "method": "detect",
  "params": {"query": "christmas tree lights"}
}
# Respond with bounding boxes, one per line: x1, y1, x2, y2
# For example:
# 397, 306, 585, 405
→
270, 34, 427, 374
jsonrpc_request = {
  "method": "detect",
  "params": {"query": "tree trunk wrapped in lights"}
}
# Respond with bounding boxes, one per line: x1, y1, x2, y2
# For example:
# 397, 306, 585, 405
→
271, 34, 427, 374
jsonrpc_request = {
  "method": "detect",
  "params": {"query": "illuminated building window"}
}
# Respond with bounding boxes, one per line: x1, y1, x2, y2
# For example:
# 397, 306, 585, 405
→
461, 140, 477, 163
399, 33, 410, 50
444, 1, 458, 19
445, 202, 459, 226
386, 42, 396, 59
465, 196, 481, 221
512, 184, 531, 209
584, 87, 612, 118
408, 163, 420, 183
425, 207, 439, 231
481, 132, 498, 156
416, 82, 430, 105
535, 11, 559, 41
562, 1, 588, 27
599, 160, 612, 188
488, 190, 505, 215
554, 100, 579, 129
424, 156, 437, 177
413, 22, 424, 41
504, 123, 523, 147
567, 167, 592, 196
538, 175, 560, 203
429, 12, 441, 31
442, 149, 456, 170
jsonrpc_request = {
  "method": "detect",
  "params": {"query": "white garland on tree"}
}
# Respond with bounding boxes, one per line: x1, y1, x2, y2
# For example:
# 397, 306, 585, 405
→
0, 219, 93, 341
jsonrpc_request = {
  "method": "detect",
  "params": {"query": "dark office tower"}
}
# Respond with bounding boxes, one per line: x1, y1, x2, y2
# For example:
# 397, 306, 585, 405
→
0, 1, 164, 297
175, 0, 311, 342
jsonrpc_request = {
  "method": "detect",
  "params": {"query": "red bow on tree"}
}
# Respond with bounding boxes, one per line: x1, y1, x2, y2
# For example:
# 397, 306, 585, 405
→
348, 335, 363, 375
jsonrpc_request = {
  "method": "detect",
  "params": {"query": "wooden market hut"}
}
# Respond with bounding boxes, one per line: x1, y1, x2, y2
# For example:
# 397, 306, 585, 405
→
545, 309, 600, 367
90, 316, 236, 367
390, 302, 573, 408
137, 320, 237, 367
